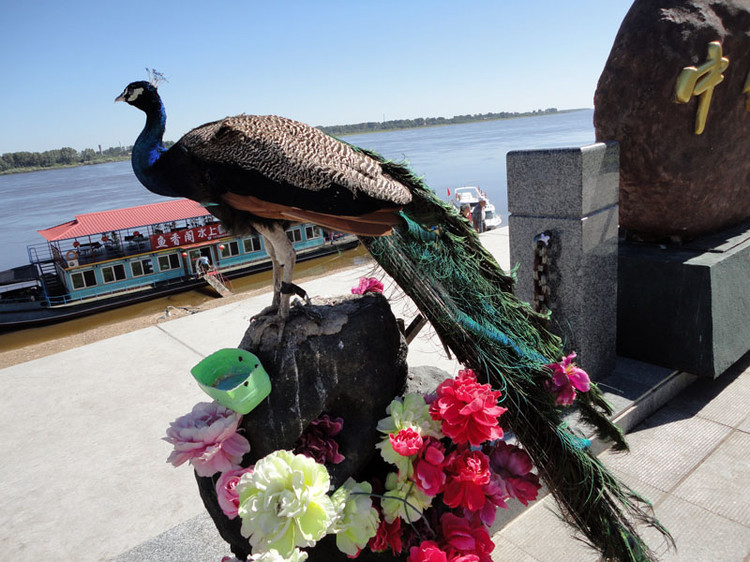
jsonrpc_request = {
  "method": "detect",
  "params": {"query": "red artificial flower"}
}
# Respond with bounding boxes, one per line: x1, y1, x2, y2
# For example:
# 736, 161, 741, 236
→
485, 441, 541, 507
351, 276, 384, 294
442, 447, 491, 512
369, 516, 403, 555
413, 437, 448, 496
429, 369, 507, 447
293, 414, 345, 465
545, 352, 591, 406
407, 540, 448, 562
390, 427, 424, 456
439, 513, 494, 562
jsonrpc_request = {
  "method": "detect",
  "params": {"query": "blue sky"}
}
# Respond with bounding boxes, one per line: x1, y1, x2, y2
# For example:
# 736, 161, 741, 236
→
0, 1, 633, 154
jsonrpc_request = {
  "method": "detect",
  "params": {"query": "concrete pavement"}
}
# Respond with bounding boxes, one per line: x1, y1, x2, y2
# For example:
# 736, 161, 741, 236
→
1, 226, 748, 561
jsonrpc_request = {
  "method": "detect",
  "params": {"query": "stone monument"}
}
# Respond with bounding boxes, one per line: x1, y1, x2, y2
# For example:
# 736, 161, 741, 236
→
595, 0, 750, 377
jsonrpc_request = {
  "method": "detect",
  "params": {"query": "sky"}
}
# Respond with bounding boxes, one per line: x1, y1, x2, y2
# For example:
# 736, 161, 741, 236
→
0, 1, 634, 154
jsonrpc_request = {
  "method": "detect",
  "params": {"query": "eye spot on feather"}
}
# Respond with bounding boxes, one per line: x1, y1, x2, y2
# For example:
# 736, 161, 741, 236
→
127, 87, 144, 102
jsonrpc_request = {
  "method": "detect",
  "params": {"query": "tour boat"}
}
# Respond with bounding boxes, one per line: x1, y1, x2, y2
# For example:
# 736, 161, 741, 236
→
0, 199, 358, 330
449, 186, 503, 230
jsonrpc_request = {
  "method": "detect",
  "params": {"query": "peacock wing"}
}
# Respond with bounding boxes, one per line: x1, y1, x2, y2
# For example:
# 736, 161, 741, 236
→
176, 114, 412, 207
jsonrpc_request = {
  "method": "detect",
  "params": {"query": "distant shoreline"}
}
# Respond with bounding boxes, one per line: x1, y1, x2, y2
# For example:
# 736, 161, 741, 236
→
0, 108, 589, 176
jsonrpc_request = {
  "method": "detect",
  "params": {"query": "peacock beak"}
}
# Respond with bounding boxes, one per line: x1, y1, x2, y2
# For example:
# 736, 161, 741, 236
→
115, 91, 127, 103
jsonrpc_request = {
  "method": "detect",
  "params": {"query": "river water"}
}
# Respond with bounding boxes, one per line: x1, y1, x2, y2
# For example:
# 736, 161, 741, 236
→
0, 109, 594, 273
0, 110, 594, 350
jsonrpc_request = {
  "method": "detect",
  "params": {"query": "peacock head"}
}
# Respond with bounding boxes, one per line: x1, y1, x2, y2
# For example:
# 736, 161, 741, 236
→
115, 81, 162, 113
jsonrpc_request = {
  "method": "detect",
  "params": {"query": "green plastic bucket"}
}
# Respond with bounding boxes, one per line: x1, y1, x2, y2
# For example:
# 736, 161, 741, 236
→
190, 349, 271, 414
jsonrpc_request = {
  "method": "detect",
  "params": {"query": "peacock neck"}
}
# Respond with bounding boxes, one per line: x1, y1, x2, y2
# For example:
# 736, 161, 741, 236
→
132, 97, 170, 194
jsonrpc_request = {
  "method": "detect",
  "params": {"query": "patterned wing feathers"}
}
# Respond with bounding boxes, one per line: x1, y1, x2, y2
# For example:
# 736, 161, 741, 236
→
179, 115, 412, 206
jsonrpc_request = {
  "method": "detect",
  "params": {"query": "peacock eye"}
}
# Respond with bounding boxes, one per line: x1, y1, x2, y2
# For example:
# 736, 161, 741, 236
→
127, 87, 144, 102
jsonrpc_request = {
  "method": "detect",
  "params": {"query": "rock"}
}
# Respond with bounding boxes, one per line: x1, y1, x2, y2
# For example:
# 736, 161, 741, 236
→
594, 0, 750, 240
196, 293, 410, 560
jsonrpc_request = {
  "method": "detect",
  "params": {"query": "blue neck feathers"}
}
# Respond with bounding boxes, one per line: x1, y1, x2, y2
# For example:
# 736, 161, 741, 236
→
131, 97, 177, 197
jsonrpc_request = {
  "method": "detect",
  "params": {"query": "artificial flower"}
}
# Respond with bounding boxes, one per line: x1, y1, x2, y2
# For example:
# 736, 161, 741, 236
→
412, 437, 447, 496
249, 548, 308, 561
329, 478, 380, 557
439, 513, 494, 562
545, 352, 591, 406
485, 441, 541, 506
442, 448, 491, 512
164, 402, 251, 477
377, 394, 442, 477
369, 516, 403, 555
407, 540, 448, 562
390, 427, 424, 456
351, 276, 384, 294
237, 450, 336, 557
377, 393, 442, 438
381, 472, 434, 524
216, 466, 254, 520
429, 370, 507, 447
294, 414, 345, 465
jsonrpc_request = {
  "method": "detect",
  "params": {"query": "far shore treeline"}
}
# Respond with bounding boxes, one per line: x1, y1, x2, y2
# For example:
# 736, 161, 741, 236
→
1, 107, 566, 175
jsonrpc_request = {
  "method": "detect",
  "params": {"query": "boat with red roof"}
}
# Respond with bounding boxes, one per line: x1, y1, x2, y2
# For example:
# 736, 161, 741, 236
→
0, 199, 358, 330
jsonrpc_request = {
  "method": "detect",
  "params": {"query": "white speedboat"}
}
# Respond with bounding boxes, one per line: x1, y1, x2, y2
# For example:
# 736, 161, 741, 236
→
450, 186, 502, 230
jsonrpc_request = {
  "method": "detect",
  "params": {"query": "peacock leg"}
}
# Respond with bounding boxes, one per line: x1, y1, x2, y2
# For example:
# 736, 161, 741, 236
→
253, 224, 298, 319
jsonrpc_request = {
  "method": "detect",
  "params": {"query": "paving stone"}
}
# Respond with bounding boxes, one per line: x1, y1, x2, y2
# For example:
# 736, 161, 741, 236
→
598, 408, 731, 492
671, 430, 750, 527
490, 536, 540, 561
110, 513, 230, 561
497, 498, 599, 562
666, 360, 750, 428
638, 495, 750, 562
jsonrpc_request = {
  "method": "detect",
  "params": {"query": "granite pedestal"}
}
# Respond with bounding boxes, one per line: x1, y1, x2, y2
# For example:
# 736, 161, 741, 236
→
618, 220, 750, 378
507, 142, 619, 381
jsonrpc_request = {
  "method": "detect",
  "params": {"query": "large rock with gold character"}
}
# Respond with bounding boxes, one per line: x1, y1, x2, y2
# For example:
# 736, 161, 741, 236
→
594, 0, 750, 240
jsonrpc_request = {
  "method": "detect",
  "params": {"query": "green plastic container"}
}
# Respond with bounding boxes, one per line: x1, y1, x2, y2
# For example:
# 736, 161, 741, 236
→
191, 349, 271, 414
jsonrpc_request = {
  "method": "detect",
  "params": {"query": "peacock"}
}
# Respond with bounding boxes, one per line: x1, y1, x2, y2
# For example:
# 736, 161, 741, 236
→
118, 77, 671, 561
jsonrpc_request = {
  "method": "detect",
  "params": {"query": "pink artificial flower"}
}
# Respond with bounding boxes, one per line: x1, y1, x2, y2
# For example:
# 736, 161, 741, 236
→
475, 473, 510, 526
369, 516, 403, 554
485, 441, 541, 507
164, 402, 251, 477
407, 540, 448, 562
413, 437, 447, 496
442, 448, 491, 512
545, 352, 591, 406
450, 555, 480, 562
390, 427, 424, 456
293, 414, 345, 465
215, 466, 254, 519
351, 277, 384, 295
429, 369, 507, 447
439, 513, 494, 562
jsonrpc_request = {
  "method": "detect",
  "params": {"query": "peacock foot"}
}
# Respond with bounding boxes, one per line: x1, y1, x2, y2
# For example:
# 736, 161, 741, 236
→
246, 313, 287, 349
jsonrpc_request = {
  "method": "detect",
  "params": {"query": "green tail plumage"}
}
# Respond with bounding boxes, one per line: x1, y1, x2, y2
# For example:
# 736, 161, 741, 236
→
360, 158, 673, 561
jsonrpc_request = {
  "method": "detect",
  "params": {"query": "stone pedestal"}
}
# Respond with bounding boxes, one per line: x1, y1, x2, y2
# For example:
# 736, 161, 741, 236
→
507, 142, 619, 381
618, 220, 750, 378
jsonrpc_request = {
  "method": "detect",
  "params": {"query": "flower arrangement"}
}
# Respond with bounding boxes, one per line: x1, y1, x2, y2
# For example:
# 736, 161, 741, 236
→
165, 355, 590, 561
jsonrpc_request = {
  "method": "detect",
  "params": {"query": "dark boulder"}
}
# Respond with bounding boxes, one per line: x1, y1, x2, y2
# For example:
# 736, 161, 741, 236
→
594, 0, 750, 240
196, 294, 410, 560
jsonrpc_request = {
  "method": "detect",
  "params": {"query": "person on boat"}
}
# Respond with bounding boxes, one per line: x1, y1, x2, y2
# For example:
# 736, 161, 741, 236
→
196, 256, 210, 275
471, 200, 486, 233
460, 204, 472, 223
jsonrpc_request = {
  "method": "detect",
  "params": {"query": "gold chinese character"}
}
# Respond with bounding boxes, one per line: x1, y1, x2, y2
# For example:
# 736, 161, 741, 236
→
674, 41, 729, 134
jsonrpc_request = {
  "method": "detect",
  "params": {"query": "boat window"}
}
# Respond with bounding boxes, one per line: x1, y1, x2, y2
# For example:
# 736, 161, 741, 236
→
71, 269, 97, 290
243, 236, 262, 253
305, 225, 322, 240
220, 241, 240, 258
158, 253, 181, 271
131, 258, 154, 277
286, 228, 303, 243
102, 264, 127, 283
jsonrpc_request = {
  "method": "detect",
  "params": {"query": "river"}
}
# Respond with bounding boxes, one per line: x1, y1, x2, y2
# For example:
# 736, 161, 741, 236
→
0, 109, 594, 273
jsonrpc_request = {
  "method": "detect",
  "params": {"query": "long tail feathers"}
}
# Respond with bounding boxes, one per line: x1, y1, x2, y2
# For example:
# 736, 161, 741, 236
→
360, 159, 673, 561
